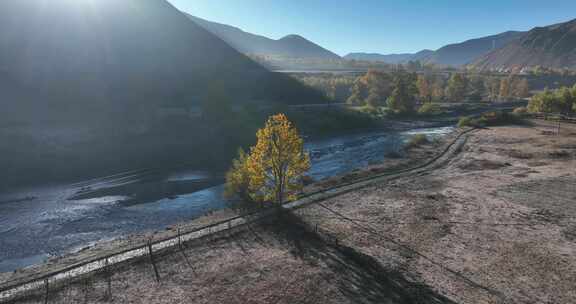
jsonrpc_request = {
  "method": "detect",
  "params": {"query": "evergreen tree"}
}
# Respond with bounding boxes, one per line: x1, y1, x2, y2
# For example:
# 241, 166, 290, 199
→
387, 72, 418, 114
445, 73, 469, 102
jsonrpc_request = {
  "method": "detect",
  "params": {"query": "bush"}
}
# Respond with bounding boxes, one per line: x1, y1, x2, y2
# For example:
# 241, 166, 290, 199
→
458, 111, 520, 128
458, 116, 474, 128
418, 103, 442, 115
513, 107, 528, 114
405, 134, 430, 149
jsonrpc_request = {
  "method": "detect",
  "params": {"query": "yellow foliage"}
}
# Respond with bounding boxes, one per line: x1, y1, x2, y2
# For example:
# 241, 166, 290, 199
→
225, 114, 310, 206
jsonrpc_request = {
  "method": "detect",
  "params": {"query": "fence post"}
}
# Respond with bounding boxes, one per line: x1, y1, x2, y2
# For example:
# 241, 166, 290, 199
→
148, 240, 161, 283
83, 279, 90, 304
105, 258, 112, 300
178, 228, 182, 250
43, 278, 49, 304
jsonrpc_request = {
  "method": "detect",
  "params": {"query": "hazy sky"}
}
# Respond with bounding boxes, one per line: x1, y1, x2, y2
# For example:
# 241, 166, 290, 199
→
169, 0, 576, 56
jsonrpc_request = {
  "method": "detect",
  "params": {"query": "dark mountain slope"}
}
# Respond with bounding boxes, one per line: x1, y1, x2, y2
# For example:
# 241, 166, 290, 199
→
0, 0, 326, 188
424, 31, 525, 67
408, 49, 435, 62
472, 19, 576, 70
0, 0, 324, 124
186, 14, 340, 59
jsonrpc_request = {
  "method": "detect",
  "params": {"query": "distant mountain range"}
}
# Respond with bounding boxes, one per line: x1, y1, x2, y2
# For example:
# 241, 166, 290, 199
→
344, 32, 524, 67
422, 31, 525, 67
186, 15, 340, 60
185, 14, 576, 71
472, 18, 576, 71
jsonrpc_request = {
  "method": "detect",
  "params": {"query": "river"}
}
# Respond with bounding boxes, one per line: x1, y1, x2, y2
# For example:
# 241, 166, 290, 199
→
0, 126, 453, 272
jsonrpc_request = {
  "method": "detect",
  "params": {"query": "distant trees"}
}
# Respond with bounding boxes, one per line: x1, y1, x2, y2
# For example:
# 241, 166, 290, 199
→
528, 85, 576, 114
416, 74, 433, 103
387, 71, 418, 114
445, 73, 469, 102
485, 77, 501, 102
319, 69, 535, 110
225, 114, 310, 206
347, 70, 393, 107
513, 78, 530, 99
295, 74, 356, 102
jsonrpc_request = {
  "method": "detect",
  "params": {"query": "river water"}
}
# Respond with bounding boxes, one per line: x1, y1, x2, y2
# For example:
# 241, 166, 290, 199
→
0, 126, 453, 272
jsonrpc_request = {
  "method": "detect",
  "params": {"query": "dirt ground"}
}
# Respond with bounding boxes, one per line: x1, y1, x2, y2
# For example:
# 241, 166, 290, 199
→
9, 120, 576, 304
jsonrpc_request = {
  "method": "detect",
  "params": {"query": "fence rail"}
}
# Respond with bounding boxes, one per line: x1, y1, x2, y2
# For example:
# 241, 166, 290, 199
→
531, 112, 576, 123
0, 127, 474, 303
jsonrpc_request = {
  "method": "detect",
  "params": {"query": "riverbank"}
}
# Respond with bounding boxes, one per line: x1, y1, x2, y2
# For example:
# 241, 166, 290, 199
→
6, 120, 576, 303
0, 124, 460, 288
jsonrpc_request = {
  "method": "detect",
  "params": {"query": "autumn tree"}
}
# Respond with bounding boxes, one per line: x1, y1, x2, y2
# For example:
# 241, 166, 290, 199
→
347, 77, 368, 105
225, 114, 310, 206
347, 70, 393, 107
468, 76, 486, 102
513, 78, 530, 98
431, 77, 446, 102
224, 148, 252, 202
527, 86, 576, 114
365, 70, 393, 107
416, 74, 432, 103
498, 77, 513, 101
485, 77, 501, 102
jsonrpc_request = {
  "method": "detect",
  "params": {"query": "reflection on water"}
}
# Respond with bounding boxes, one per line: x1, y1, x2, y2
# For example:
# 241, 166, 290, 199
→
0, 126, 453, 272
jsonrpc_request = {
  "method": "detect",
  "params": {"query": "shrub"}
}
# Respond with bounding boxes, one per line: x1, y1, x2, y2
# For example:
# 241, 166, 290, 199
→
458, 116, 473, 128
459, 111, 520, 128
405, 134, 430, 149
418, 103, 442, 115
513, 107, 528, 114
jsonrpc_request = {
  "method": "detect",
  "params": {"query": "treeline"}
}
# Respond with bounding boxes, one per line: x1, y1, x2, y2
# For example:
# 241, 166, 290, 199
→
296, 70, 531, 107
249, 55, 393, 71
348, 71, 531, 105
527, 85, 576, 114
292, 74, 357, 102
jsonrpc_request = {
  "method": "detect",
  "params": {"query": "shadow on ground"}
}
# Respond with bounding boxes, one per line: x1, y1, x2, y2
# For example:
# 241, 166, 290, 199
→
253, 211, 457, 304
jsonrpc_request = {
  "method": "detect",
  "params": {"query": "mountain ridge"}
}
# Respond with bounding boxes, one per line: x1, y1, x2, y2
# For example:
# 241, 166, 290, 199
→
472, 18, 576, 71
186, 14, 340, 60
0, 0, 325, 124
343, 32, 524, 66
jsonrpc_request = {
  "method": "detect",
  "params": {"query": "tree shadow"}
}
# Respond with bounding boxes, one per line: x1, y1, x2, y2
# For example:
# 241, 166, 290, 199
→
259, 211, 458, 304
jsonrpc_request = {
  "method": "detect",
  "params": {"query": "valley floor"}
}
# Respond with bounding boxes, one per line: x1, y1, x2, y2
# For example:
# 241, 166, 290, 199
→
11, 120, 576, 304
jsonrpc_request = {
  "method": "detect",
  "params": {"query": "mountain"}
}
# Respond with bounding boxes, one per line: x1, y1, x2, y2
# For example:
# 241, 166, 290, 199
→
343, 31, 523, 67
0, 0, 327, 187
0, 0, 324, 125
409, 49, 435, 62
186, 15, 340, 60
423, 31, 525, 67
343, 50, 433, 64
344, 53, 414, 64
472, 19, 576, 71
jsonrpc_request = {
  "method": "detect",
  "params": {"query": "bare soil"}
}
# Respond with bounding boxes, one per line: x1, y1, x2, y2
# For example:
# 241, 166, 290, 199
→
7, 120, 576, 304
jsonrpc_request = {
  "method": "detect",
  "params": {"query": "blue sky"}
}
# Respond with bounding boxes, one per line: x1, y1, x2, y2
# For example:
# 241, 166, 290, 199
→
169, 0, 576, 56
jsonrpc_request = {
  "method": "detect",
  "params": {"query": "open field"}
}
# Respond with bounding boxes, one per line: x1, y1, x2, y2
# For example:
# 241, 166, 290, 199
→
5, 120, 576, 303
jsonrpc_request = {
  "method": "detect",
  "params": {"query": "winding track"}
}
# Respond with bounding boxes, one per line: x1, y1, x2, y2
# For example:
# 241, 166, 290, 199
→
0, 128, 476, 303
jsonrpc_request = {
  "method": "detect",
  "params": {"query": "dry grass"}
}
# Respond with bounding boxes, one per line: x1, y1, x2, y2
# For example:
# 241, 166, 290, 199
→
9, 121, 576, 304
